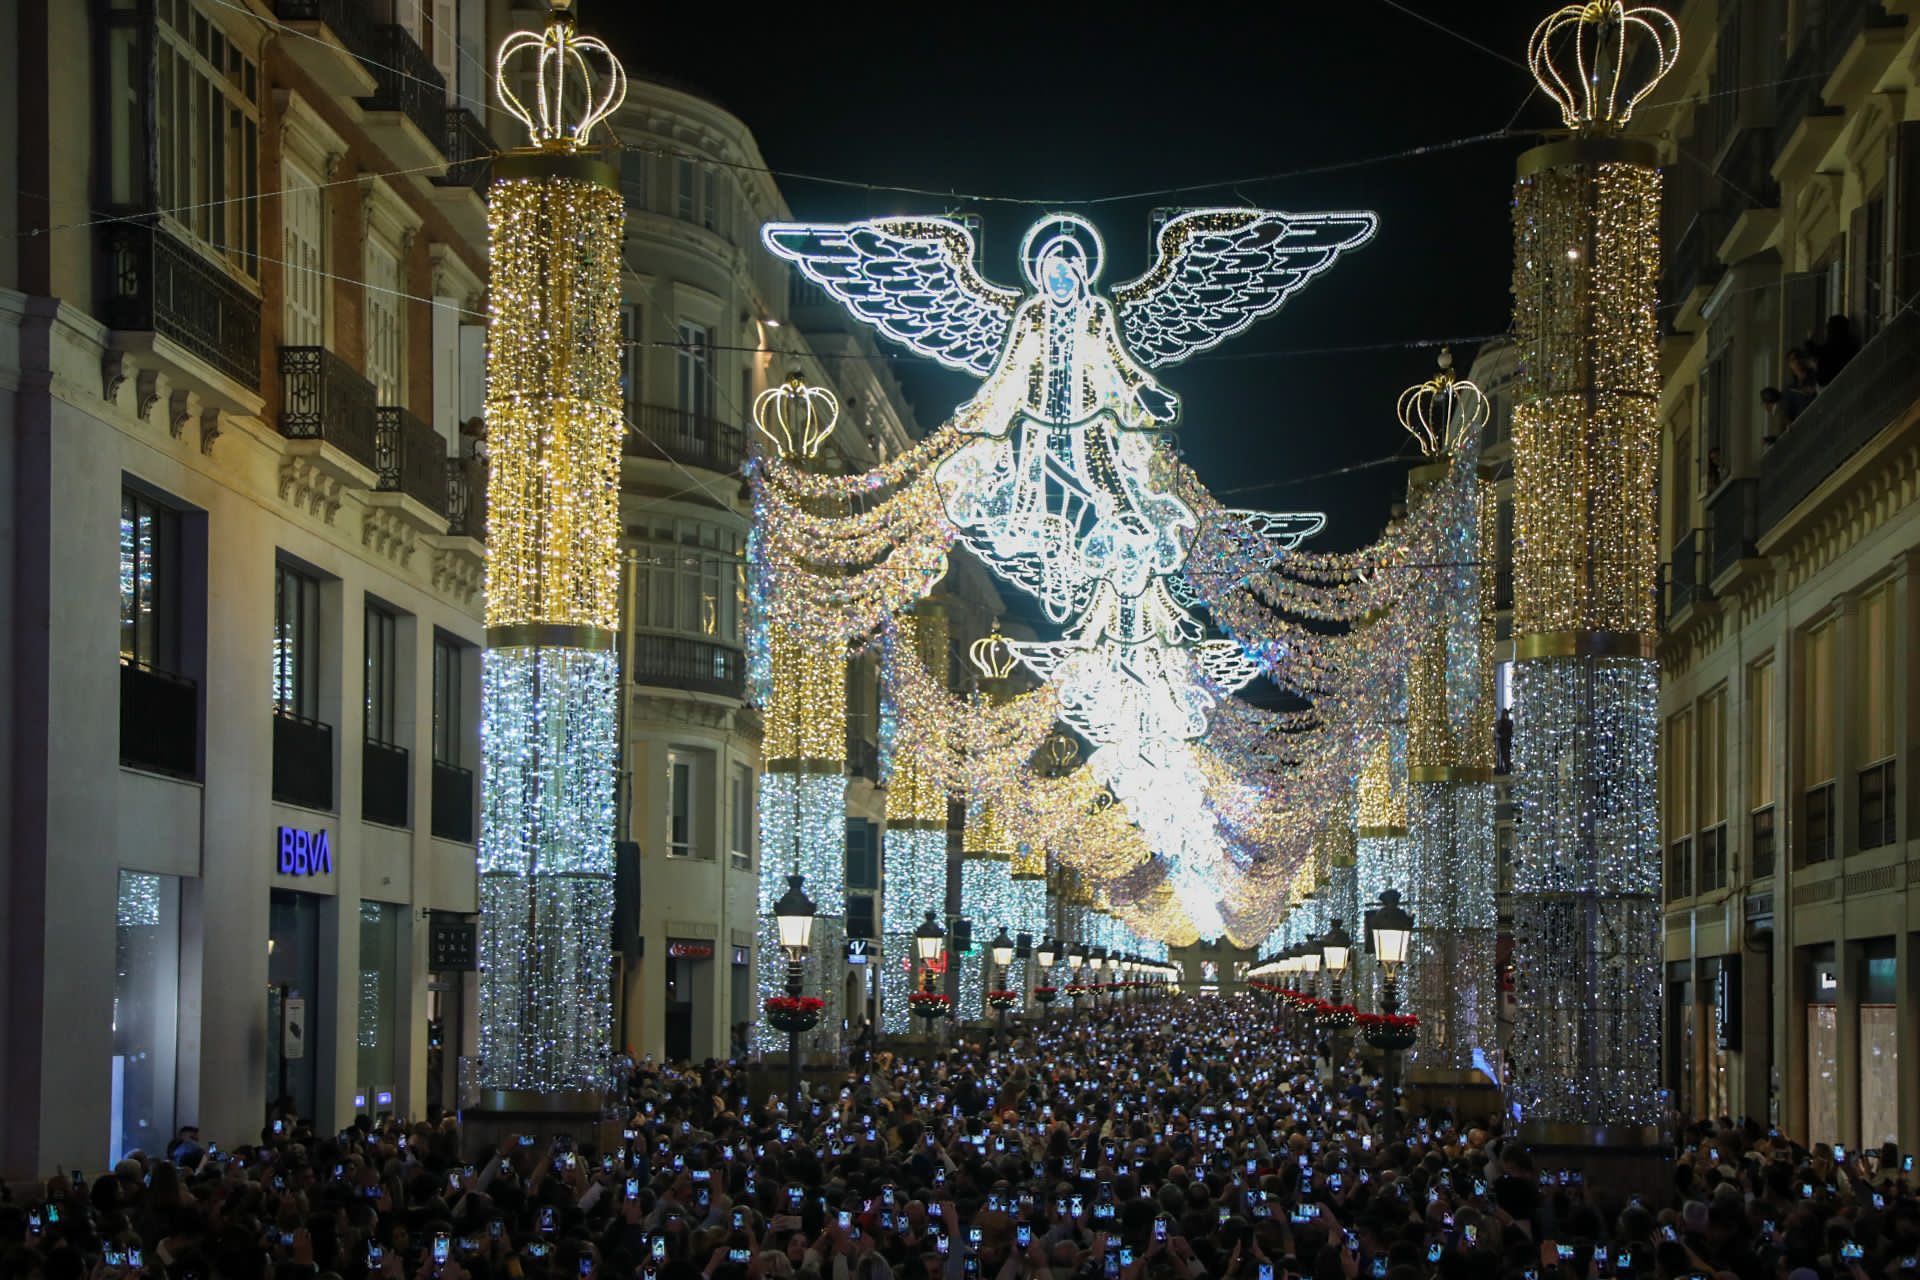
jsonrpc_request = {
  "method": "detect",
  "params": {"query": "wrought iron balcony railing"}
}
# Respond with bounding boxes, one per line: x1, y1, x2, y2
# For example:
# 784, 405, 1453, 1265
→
363, 738, 410, 827
102, 222, 262, 391
1705, 477, 1758, 582
1758, 307, 1920, 533
445, 456, 486, 538
120, 659, 199, 779
279, 346, 379, 472
630, 634, 745, 700
273, 0, 381, 61
272, 709, 335, 811
374, 405, 450, 516
437, 107, 494, 196
624, 401, 746, 475
360, 23, 447, 155
432, 760, 475, 843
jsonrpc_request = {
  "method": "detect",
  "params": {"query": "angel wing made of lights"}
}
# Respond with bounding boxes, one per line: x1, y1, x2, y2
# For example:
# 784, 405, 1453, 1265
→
1112, 209, 1380, 368
762, 219, 1022, 376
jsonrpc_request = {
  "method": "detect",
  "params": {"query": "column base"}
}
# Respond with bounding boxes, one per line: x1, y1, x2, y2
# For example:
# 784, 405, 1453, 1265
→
1518, 1121, 1671, 1211
463, 1090, 616, 1159
1404, 1068, 1504, 1128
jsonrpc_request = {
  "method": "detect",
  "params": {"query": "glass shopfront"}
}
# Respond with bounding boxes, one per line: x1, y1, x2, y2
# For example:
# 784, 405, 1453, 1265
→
357, 901, 403, 1104
1859, 940, 1898, 1149
1804, 945, 1838, 1149
113, 871, 182, 1162
268, 890, 322, 1121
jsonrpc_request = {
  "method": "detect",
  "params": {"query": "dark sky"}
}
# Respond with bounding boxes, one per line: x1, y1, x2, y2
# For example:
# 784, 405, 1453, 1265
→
604, 1, 1553, 549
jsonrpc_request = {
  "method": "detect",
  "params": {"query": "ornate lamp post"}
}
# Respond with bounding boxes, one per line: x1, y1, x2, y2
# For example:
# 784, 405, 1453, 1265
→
1067, 947, 1086, 1018
910, 911, 950, 1035
1034, 938, 1058, 1022
1321, 919, 1356, 1065
772, 875, 818, 1122
1089, 948, 1107, 1013
988, 927, 1017, 1042
1364, 889, 1417, 1135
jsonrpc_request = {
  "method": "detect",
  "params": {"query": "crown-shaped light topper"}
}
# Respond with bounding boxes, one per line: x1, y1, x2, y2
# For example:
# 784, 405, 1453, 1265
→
969, 625, 1018, 681
495, 1, 628, 151
1396, 348, 1488, 457
1047, 733, 1081, 772
1528, 1, 1680, 133
753, 372, 840, 461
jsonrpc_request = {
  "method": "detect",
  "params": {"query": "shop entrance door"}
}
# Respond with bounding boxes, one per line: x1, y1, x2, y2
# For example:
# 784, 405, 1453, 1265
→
665, 956, 694, 1063
268, 890, 321, 1122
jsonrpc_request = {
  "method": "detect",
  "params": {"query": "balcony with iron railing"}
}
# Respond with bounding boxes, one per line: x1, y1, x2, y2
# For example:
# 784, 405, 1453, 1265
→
374, 405, 451, 516
273, 0, 381, 97
102, 222, 262, 393
120, 659, 198, 779
358, 23, 449, 171
1665, 529, 1710, 621
624, 402, 746, 475
432, 760, 475, 842
1757, 307, 1920, 534
363, 738, 410, 827
272, 708, 335, 811
437, 108, 494, 197
445, 456, 485, 539
1664, 211, 1733, 322
631, 633, 745, 700
1706, 477, 1759, 584
279, 346, 379, 473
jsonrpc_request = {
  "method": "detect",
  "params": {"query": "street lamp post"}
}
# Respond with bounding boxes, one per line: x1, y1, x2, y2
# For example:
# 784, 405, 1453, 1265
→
1365, 889, 1416, 1139
1321, 919, 1354, 1074
1035, 938, 1057, 1024
912, 910, 948, 1041
989, 928, 1016, 1044
1068, 948, 1086, 1019
773, 874, 818, 1124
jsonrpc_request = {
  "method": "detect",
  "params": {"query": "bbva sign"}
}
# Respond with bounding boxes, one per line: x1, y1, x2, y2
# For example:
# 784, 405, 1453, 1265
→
277, 826, 334, 876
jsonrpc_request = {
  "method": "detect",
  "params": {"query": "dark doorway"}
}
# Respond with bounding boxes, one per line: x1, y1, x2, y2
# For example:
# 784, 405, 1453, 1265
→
268, 890, 321, 1122
665, 955, 694, 1063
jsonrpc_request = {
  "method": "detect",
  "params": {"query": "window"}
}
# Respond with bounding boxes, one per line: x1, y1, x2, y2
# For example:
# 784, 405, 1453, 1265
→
1860, 944, 1899, 1149
365, 239, 404, 405
1854, 189, 1889, 341
432, 634, 464, 765
1664, 708, 1693, 898
365, 605, 399, 744
846, 819, 879, 891
703, 168, 720, 234
150, 0, 261, 276
1696, 687, 1727, 890
282, 162, 324, 347
1801, 619, 1835, 864
1748, 656, 1775, 876
1671, 426, 1693, 545
121, 490, 183, 673
1856, 584, 1896, 849
619, 149, 648, 211
676, 322, 712, 421
274, 562, 321, 720
729, 763, 753, 869
667, 750, 704, 859
631, 519, 743, 643
1806, 948, 1839, 1149
621, 304, 644, 415
424, 0, 458, 101
675, 157, 696, 221
846, 895, 876, 941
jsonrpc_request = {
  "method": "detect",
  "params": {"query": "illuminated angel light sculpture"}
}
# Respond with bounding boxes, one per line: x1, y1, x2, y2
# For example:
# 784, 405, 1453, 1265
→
766, 209, 1374, 923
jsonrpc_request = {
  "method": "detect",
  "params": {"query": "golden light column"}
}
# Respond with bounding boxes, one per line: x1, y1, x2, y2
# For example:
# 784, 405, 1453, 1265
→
1397, 355, 1500, 1082
1508, 1, 1677, 1148
752, 377, 850, 1059
477, 0, 628, 1103
879, 606, 950, 1035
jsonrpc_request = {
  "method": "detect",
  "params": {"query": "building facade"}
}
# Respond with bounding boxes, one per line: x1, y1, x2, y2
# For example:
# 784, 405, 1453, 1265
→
1645, 0, 1920, 1151
2, 0, 496, 1177
596, 56, 1001, 1063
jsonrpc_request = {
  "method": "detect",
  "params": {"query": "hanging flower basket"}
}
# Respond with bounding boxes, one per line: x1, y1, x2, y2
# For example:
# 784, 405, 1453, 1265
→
1064, 983, 1090, 999
1319, 1004, 1357, 1031
908, 991, 953, 1022
1033, 985, 1058, 1004
1358, 1012, 1419, 1051
764, 995, 824, 1034
987, 990, 1019, 1011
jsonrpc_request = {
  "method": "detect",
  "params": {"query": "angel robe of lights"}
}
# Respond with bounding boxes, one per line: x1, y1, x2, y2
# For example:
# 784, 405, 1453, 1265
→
765, 209, 1376, 927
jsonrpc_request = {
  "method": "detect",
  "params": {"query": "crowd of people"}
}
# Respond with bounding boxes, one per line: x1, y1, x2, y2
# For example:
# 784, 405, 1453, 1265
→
1760, 315, 1859, 439
5, 996, 1918, 1280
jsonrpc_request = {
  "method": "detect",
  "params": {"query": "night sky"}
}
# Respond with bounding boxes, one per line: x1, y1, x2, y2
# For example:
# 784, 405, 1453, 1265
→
604, 2, 1554, 549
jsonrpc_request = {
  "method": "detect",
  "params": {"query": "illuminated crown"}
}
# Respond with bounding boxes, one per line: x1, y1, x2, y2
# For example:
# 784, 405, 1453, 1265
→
969, 625, 1018, 680
753, 372, 840, 461
1528, 2, 1680, 134
495, 1, 628, 151
1396, 348, 1488, 457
